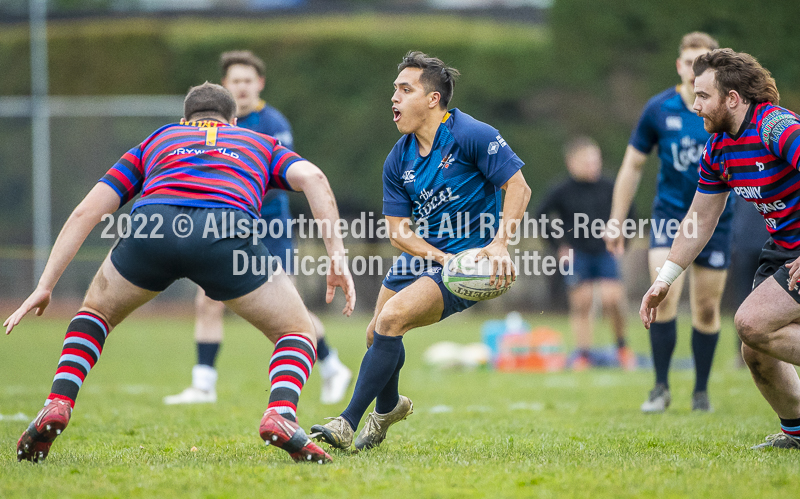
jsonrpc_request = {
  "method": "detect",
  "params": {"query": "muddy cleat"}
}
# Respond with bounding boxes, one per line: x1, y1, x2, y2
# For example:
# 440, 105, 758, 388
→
641, 384, 671, 413
17, 399, 72, 463
691, 391, 713, 412
752, 433, 800, 450
354, 395, 414, 451
259, 408, 332, 463
310, 416, 354, 450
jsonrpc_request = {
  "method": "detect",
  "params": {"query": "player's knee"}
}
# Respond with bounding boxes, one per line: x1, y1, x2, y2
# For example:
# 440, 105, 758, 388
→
375, 305, 407, 337
735, 310, 768, 348
693, 297, 719, 329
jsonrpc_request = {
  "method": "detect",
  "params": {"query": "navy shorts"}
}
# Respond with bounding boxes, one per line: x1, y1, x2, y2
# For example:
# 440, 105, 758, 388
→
563, 250, 620, 287
649, 204, 733, 270
753, 238, 800, 304
382, 252, 476, 321
110, 205, 279, 301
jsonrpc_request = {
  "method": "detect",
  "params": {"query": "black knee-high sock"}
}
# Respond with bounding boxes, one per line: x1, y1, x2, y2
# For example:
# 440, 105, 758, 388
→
49, 312, 110, 408
649, 319, 677, 387
692, 328, 719, 393
316, 336, 331, 361
197, 342, 220, 367
375, 342, 405, 414
340, 332, 403, 431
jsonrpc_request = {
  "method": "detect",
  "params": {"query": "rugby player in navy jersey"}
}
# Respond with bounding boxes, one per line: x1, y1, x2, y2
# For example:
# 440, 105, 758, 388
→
640, 49, 800, 449
7, 82, 356, 464
164, 50, 352, 407
311, 51, 530, 451
607, 33, 732, 413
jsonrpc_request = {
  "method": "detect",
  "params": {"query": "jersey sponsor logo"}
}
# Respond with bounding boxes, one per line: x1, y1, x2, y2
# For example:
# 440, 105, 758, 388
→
761, 111, 799, 148
670, 136, 703, 172
401, 170, 416, 184
496, 134, 507, 147
757, 161, 765, 172
414, 187, 460, 220
488, 142, 500, 155
438, 153, 455, 169
753, 200, 785, 214
666, 116, 682, 130
733, 186, 762, 199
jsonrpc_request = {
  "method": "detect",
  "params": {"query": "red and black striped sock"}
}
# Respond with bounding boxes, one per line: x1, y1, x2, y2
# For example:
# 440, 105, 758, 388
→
267, 334, 316, 422
47, 312, 110, 408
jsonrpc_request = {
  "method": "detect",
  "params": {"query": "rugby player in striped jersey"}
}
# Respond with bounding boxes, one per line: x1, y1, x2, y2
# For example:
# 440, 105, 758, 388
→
639, 49, 800, 449
6, 82, 355, 464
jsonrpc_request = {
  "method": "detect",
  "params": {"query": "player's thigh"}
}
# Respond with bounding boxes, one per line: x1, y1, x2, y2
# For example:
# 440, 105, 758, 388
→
648, 247, 686, 319
223, 271, 313, 345
375, 277, 444, 337
366, 286, 398, 346
689, 265, 727, 330
736, 276, 800, 346
194, 287, 225, 342
82, 254, 160, 328
597, 279, 625, 308
567, 282, 594, 315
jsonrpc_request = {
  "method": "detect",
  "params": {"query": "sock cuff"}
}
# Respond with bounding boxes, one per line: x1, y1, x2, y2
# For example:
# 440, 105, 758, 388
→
691, 328, 720, 337
275, 334, 317, 364
780, 417, 800, 435
71, 312, 110, 340
372, 331, 403, 347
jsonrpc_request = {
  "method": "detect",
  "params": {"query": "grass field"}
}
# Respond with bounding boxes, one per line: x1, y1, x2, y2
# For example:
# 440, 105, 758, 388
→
2, 309, 799, 498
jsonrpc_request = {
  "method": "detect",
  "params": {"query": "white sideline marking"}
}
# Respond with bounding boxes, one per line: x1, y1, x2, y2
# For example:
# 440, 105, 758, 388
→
0, 413, 30, 422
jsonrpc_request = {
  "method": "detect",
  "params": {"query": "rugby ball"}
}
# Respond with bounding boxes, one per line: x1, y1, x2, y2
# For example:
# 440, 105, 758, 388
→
442, 248, 515, 301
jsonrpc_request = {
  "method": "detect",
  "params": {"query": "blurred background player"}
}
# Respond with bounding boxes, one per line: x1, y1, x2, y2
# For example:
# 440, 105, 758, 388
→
311, 51, 530, 452
606, 32, 733, 413
164, 51, 352, 406
538, 136, 634, 371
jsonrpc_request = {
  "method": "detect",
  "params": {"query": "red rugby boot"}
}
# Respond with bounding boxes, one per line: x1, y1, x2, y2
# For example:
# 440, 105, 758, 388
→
259, 408, 332, 464
17, 399, 72, 463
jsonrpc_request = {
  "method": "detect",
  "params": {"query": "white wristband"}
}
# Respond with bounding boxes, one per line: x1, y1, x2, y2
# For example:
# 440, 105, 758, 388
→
655, 260, 684, 286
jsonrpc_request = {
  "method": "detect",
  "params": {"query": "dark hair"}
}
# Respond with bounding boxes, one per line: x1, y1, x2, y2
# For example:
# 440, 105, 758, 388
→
679, 32, 719, 54
220, 50, 266, 78
397, 51, 460, 109
563, 135, 599, 159
693, 48, 780, 105
183, 82, 237, 121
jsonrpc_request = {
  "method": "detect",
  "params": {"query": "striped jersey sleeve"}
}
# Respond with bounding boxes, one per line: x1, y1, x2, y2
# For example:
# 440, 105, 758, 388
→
100, 144, 146, 207
758, 106, 800, 169
265, 143, 302, 192
697, 140, 731, 195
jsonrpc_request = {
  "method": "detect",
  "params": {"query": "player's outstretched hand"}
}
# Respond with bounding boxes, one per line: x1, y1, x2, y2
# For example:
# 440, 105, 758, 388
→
4, 286, 52, 335
326, 253, 356, 316
786, 257, 800, 292
476, 241, 515, 289
639, 280, 670, 329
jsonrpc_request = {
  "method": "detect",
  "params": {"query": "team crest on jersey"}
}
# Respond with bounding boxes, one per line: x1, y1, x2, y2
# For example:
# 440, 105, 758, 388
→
720, 159, 732, 182
402, 170, 416, 184
438, 154, 455, 169
666, 116, 682, 130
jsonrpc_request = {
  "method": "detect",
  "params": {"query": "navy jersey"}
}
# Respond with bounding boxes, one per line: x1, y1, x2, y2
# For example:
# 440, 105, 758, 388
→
382, 108, 524, 253
630, 86, 734, 216
697, 102, 800, 249
237, 100, 294, 217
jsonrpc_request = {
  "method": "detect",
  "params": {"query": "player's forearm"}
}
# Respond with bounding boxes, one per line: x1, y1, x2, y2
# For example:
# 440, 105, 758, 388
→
386, 217, 449, 265
38, 184, 119, 291
609, 146, 647, 222
493, 172, 530, 246
664, 193, 727, 271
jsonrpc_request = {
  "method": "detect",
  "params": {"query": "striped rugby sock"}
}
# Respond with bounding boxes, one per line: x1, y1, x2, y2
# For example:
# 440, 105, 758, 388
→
47, 311, 110, 408
780, 417, 800, 438
267, 334, 316, 422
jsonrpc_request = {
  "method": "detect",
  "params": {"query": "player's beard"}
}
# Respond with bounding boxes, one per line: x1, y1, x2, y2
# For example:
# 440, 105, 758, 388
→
702, 101, 736, 134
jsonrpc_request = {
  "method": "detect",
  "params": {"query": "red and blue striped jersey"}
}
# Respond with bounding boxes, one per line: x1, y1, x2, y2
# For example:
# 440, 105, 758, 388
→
697, 102, 800, 248
100, 119, 302, 218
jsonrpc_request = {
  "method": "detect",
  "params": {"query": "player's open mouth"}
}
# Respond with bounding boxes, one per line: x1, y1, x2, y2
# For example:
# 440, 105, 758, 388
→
393, 108, 401, 122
